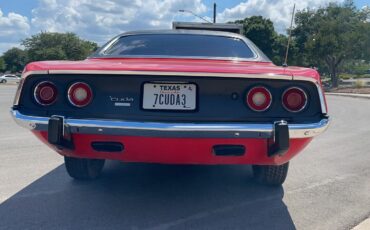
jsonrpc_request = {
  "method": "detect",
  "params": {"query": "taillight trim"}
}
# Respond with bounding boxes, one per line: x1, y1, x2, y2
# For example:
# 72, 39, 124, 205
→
282, 87, 308, 113
246, 86, 272, 112
67, 82, 93, 107
34, 81, 58, 106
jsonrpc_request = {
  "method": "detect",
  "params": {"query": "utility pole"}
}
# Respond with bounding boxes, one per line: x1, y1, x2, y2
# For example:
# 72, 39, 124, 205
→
213, 3, 216, 23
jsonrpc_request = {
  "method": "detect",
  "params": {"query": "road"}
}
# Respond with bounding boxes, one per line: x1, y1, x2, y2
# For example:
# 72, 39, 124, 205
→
0, 85, 369, 230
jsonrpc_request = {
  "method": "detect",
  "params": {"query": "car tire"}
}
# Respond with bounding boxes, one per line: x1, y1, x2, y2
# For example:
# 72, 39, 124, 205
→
0, 79, 6, 84
252, 162, 289, 186
64, 156, 105, 180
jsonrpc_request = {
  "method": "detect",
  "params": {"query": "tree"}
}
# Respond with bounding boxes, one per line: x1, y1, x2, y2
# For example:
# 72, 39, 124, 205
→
293, 1, 370, 87
22, 32, 98, 62
358, 6, 370, 60
0, 57, 5, 72
234, 16, 290, 65
235, 16, 278, 60
271, 34, 289, 66
2, 48, 28, 73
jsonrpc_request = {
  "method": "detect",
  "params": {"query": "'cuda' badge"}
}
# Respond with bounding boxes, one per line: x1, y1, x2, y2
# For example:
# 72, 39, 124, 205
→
109, 96, 134, 107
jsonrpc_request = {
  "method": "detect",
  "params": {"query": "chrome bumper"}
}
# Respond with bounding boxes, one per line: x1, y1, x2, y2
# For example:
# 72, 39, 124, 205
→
11, 110, 329, 139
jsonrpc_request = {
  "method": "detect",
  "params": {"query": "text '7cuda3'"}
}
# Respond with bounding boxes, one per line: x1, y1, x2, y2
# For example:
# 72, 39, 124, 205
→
11, 30, 329, 186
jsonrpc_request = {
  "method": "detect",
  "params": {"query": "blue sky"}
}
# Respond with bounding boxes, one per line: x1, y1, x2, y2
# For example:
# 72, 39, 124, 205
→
0, 0, 367, 19
0, 0, 368, 54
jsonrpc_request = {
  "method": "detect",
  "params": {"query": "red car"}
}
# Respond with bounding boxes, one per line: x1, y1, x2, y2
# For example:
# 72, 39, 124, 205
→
11, 30, 329, 186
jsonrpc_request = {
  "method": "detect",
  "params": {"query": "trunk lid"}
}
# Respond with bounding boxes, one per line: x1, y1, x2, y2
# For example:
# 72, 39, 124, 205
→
25, 58, 293, 77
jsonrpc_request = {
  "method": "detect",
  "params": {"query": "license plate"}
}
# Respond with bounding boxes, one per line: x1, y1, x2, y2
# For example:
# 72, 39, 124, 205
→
142, 83, 196, 110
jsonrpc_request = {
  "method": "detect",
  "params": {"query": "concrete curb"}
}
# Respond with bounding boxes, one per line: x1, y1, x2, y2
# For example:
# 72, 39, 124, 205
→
352, 217, 370, 230
325, 93, 370, 99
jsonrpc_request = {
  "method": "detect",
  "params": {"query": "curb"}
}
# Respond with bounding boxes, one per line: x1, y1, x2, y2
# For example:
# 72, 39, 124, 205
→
352, 217, 370, 230
325, 93, 370, 99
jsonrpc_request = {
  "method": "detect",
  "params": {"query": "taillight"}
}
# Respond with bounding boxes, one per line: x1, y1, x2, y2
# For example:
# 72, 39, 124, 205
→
68, 82, 93, 107
34, 81, 58, 106
282, 87, 307, 112
246, 86, 272, 112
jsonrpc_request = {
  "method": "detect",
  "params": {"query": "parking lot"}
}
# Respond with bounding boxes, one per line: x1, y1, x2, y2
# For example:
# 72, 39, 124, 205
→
1, 84, 370, 230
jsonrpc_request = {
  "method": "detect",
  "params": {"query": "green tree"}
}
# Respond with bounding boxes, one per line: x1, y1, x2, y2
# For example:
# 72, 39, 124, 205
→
2, 48, 28, 73
236, 16, 276, 58
291, 10, 316, 67
271, 34, 289, 66
0, 57, 5, 72
22, 32, 98, 62
234, 16, 289, 65
293, 1, 369, 87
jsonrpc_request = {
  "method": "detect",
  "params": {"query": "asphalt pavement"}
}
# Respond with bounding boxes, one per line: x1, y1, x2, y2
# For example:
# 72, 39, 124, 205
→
0, 84, 370, 230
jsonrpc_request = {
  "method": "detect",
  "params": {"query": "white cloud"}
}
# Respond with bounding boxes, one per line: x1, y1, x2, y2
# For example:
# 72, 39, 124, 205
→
30, 0, 207, 44
217, 0, 344, 34
0, 0, 352, 55
0, 9, 30, 53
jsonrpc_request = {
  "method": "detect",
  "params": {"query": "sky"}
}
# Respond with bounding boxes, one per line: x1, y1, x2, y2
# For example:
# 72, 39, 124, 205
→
0, 0, 368, 55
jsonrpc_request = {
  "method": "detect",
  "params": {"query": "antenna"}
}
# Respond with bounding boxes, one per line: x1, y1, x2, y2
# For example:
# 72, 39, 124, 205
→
178, 9, 212, 23
213, 3, 216, 23
283, 4, 296, 67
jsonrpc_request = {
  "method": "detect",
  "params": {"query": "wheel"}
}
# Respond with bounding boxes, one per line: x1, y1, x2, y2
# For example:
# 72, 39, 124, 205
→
0, 79, 6, 84
253, 162, 289, 186
64, 156, 105, 180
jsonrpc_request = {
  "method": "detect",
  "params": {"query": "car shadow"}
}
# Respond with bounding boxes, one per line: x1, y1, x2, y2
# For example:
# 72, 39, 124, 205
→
0, 161, 295, 230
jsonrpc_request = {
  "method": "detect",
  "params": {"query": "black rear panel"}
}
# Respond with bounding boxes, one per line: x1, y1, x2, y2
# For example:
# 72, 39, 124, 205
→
17, 74, 323, 123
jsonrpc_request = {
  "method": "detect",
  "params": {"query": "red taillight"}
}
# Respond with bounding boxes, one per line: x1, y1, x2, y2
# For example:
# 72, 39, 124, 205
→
282, 87, 307, 112
246, 86, 272, 112
34, 81, 57, 106
68, 82, 93, 107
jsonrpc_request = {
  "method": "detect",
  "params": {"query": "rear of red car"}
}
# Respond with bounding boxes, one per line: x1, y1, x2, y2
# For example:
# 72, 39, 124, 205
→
11, 30, 329, 185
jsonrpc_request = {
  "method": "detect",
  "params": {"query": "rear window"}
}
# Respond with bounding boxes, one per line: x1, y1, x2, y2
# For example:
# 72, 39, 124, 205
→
99, 34, 256, 59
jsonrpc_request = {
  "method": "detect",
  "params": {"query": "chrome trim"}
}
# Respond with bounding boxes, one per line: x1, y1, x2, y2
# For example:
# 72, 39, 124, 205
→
12, 69, 295, 110
316, 82, 327, 114
13, 70, 49, 106
15, 70, 291, 107
13, 78, 24, 106
11, 110, 329, 139
47, 70, 293, 81
293, 76, 328, 114
246, 86, 272, 112
91, 55, 263, 62
281, 87, 308, 113
14, 71, 328, 115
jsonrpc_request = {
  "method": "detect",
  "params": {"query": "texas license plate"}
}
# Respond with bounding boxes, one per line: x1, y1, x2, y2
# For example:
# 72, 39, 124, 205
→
142, 83, 196, 110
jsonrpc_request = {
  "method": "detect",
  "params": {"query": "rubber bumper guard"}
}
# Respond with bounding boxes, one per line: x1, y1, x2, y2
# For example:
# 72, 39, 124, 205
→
48, 116, 74, 149
268, 120, 290, 157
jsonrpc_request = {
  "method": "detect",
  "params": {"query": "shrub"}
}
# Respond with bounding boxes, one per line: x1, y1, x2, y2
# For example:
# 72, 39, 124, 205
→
355, 80, 366, 88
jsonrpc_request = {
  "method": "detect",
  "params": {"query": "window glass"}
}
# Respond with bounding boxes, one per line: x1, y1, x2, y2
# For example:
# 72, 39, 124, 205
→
101, 34, 255, 59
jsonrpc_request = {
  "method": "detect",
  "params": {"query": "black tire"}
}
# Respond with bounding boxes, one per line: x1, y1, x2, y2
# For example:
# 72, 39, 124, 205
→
64, 156, 105, 180
0, 79, 6, 84
253, 162, 289, 186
